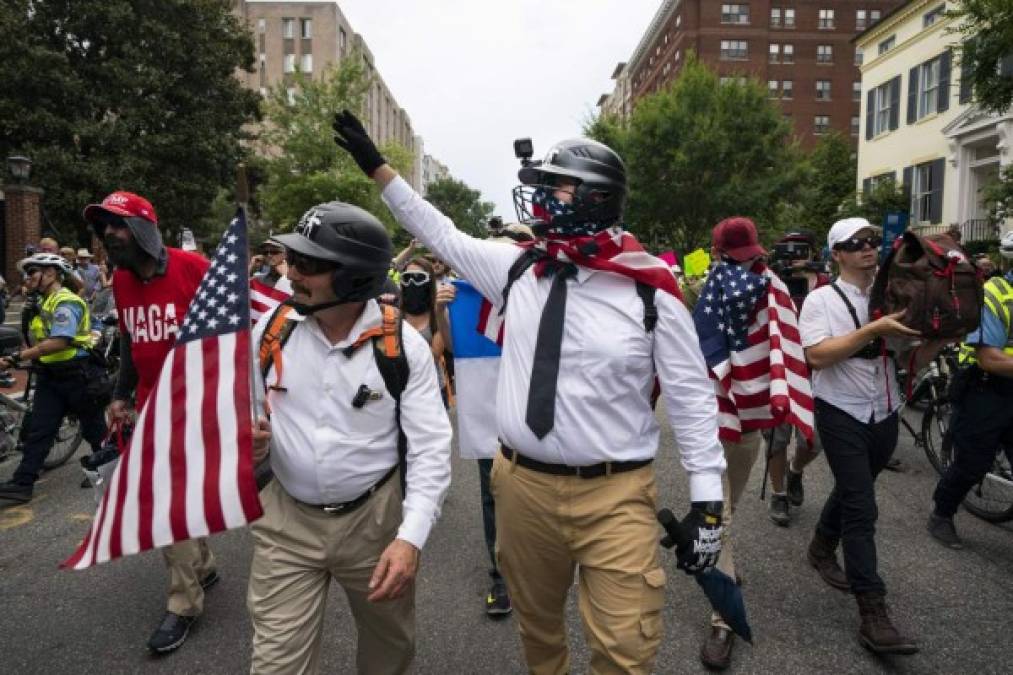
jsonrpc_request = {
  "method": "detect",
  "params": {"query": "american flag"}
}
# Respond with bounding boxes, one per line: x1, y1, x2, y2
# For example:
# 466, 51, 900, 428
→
250, 276, 291, 323
692, 261, 814, 443
63, 209, 263, 569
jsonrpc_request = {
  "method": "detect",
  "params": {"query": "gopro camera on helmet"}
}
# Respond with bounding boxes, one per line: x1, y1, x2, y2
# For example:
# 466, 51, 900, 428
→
514, 138, 535, 165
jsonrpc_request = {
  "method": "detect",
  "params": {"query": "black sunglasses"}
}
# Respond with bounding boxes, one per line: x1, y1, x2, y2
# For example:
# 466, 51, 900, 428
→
23, 267, 41, 277
834, 235, 882, 252
285, 250, 337, 276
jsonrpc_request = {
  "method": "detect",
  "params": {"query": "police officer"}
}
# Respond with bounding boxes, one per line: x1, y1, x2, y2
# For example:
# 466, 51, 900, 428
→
0, 253, 108, 503
334, 110, 726, 675
928, 231, 1013, 548
248, 202, 452, 675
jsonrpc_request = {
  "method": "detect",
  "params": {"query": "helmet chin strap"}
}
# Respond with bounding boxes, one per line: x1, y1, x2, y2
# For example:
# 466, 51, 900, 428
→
285, 298, 347, 316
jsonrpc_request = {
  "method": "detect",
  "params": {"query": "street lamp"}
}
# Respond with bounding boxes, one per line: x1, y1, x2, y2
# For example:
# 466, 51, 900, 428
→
6, 155, 31, 183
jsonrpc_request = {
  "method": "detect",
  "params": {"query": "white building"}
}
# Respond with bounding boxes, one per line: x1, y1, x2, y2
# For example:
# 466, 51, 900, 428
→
856, 0, 1008, 241
421, 154, 450, 196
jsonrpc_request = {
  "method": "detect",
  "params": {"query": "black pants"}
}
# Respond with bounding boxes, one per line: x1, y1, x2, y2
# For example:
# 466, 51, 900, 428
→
933, 368, 1013, 518
477, 458, 501, 579
815, 398, 898, 595
13, 365, 108, 486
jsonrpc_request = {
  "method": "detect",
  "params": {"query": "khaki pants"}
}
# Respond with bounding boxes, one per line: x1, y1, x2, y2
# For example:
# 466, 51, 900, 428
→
490, 451, 665, 675
247, 477, 414, 675
163, 538, 216, 616
711, 432, 761, 629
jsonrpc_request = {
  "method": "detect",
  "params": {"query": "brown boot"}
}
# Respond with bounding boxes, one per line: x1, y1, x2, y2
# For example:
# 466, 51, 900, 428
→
807, 531, 850, 592
855, 592, 918, 655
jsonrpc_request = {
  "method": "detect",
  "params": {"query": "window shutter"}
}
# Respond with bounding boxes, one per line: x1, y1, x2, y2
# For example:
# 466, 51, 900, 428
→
907, 66, 920, 124
959, 40, 974, 104
866, 89, 875, 139
863, 177, 872, 195
902, 166, 913, 213
938, 50, 952, 113
929, 158, 945, 224
889, 76, 901, 130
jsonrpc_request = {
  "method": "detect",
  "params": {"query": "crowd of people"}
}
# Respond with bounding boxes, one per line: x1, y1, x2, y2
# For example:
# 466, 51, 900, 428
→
1, 108, 1011, 675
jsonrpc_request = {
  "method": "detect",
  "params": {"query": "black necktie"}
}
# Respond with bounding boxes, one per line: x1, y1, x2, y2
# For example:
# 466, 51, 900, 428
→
526, 262, 577, 439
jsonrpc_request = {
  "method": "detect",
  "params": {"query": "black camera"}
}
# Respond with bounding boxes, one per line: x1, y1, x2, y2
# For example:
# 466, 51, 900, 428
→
513, 138, 534, 163
769, 235, 827, 299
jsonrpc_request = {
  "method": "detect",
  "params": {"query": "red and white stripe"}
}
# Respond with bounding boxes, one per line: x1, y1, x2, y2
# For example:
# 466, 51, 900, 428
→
712, 272, 814, 443
62, 332, 262, 569
250, 277, 291, 323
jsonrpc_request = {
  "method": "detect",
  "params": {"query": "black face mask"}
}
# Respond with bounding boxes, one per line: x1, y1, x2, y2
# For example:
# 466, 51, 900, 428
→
103, 234, 148, 272
401, 283, 433, 315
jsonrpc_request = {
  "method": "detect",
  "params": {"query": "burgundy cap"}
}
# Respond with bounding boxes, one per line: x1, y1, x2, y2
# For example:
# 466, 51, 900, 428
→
712, 216, 766, 262
83, 191, 158, 226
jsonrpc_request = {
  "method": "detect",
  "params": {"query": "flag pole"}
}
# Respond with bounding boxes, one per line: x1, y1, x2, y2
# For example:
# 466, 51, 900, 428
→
236, 163, 259, 425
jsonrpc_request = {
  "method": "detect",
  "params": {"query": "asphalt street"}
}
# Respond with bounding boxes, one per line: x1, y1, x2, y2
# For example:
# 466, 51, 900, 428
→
1, 406, 1012, 675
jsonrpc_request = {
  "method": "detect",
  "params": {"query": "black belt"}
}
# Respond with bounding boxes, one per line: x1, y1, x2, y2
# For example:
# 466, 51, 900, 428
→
500, 445, 652, 479
295, 465, 397, 515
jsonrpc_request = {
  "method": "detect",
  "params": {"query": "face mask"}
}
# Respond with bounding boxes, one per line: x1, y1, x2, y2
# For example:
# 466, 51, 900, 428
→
531, 187, 608, 237
401, 283, 433, 315
103, 234, 147, 271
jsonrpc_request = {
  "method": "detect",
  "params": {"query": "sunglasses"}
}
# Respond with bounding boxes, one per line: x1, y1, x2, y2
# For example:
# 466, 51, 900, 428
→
285, 250, 337, 276
400, 271, 431, 287
262, 247, 285, 256
23, 267, 41, 277
834, 235, 882, 252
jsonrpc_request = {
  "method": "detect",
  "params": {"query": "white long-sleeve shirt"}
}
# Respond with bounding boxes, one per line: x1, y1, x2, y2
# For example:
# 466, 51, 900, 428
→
382, 176, 725, 501
253, 300, 452, 549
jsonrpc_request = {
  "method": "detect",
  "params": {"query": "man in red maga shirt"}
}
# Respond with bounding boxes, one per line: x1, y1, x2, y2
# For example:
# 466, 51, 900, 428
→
84, 191, 218, 655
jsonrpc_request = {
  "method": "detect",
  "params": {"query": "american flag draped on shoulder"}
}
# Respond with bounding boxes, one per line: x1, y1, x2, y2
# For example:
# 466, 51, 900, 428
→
250, 276, 291, 323
692, 261, 814, 443
63, 209, 263, 570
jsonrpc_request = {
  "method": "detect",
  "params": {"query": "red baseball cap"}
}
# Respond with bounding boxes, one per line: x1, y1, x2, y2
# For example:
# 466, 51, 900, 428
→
712, 217, 766, 262
83, 191, 158, 226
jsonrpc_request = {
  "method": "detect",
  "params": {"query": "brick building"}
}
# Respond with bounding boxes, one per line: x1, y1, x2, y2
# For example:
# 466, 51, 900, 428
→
599, 1, 906, 147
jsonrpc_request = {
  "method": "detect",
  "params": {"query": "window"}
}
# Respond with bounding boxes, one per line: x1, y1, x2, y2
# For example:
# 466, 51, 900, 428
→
879, 35, 895, 54
918, 57, 940, 118
770, 7, 781, 27
782, 80, 793, 99
769, 43, 780, 63
286, 87, 296, 105
816, 80, 832, 100
817, 45, 833, 64
855, 49, 864, 65
721, 4, 749, 24
868, 77, 901, 137
259, 87, 267, 98
910, 52, 951, 121
814, 116, 830, 134
339, 27, 347, 52
675, 49, 681, 62
851, 116, 860, 136
282, 18, 295, 39
910, 160, 944, 223
870, 9, 881, 23
856, 10, 867, 31
720, 40, 748, 60
768, 80, 779, 98
300, 53, 313, 73
676, 14, 682, 28
818, 9, 835, 29
283, 54, 296, 73
853, 80, 862, 101
785, 8, 795, 27
301, 18, 312, 39
720, 76, 747, 86
783, 44, 794, 63
924, 4, 945, 28
257, 18, 266, 33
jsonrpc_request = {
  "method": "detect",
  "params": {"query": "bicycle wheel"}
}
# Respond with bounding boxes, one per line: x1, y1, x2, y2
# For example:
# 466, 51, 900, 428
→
963, 445, 1013, 523
41, 416, 84, 469
921, 399, 953, 475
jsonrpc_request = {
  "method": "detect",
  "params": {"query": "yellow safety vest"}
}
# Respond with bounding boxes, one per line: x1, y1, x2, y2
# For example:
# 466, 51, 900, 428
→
958, 275, 1013, 365
29, 286, 94, 364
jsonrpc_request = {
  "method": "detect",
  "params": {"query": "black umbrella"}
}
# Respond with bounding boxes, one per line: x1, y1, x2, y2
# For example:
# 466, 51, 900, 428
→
657, 508, 753, 644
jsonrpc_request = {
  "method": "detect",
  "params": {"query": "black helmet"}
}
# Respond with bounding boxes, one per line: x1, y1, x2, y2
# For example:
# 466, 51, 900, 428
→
512, 138, 627, 229
273, 201, 392, 306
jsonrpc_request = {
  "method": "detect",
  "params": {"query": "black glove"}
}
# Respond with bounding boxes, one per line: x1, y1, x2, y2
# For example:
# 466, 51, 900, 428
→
333, 109, 386, 176
658, 501, 724, 575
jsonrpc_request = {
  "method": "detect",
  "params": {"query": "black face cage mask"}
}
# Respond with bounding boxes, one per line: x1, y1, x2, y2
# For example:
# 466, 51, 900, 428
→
511, 183, 623, 235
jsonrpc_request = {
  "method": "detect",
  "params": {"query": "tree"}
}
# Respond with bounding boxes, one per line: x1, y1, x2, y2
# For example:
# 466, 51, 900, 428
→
792, 132, 857, 241
604, 54, 803, 253
423, 178, 495, 239
838, 178, 910, 229
255, 57, 415, 234
0, 0, 261, 245
951, 0, 1013, 114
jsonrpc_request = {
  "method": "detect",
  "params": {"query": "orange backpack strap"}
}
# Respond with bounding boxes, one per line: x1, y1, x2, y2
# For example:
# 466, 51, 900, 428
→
258, 304, 297, 415
345, 304, 403, 355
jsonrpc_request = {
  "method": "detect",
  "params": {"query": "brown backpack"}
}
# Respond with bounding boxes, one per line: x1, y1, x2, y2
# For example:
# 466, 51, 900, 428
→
870, 231, 983, 339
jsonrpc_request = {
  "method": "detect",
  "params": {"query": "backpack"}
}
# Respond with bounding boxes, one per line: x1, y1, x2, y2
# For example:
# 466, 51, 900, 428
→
870, 231, 983, 340
258, 302, 411, 496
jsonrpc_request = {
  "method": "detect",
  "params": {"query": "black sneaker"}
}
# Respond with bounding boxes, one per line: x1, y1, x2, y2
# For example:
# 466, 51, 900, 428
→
485, 578, 512, 617
768, 494, 790, 527
147, 612, 196, 654
200, 570, 220, 591
0, 480, 32, 504
927, 513, 963, 550
786, 469, 804, 506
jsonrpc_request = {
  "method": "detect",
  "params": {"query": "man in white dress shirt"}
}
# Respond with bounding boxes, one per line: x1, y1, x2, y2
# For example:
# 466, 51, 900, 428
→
248, 201, 452, 675
333, 110, 727, 675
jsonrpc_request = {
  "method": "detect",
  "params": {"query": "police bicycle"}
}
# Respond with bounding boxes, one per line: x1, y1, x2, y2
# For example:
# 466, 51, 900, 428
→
898, 345, 958, 473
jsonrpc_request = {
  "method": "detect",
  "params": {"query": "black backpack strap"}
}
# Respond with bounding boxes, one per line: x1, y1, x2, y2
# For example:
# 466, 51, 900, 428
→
829, 282, 863, 331
372, 315, 411, 497
635, 282, 658, 332
499, 248, 543, 315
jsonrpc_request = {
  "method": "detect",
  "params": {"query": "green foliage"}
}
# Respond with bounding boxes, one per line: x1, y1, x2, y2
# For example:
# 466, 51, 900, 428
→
783, 132, 857, 243
838, 178, 910, 228
979, 164, 1013, 223
424, 178, 495, 238
583, 113, 626, 156
256, 58, 414, 234
950, 0, 1013, 114
0, 0, 260, 246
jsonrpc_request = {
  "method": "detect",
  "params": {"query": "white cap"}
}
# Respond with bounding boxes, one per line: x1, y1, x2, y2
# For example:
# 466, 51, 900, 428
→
828, 217, 880, 250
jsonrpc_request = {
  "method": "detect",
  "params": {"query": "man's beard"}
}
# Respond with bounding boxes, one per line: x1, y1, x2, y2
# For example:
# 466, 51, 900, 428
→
104, 235, 148, 270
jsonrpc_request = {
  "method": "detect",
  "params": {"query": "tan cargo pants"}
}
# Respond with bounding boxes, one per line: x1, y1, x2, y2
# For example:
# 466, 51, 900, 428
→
163, 537, 216, 616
